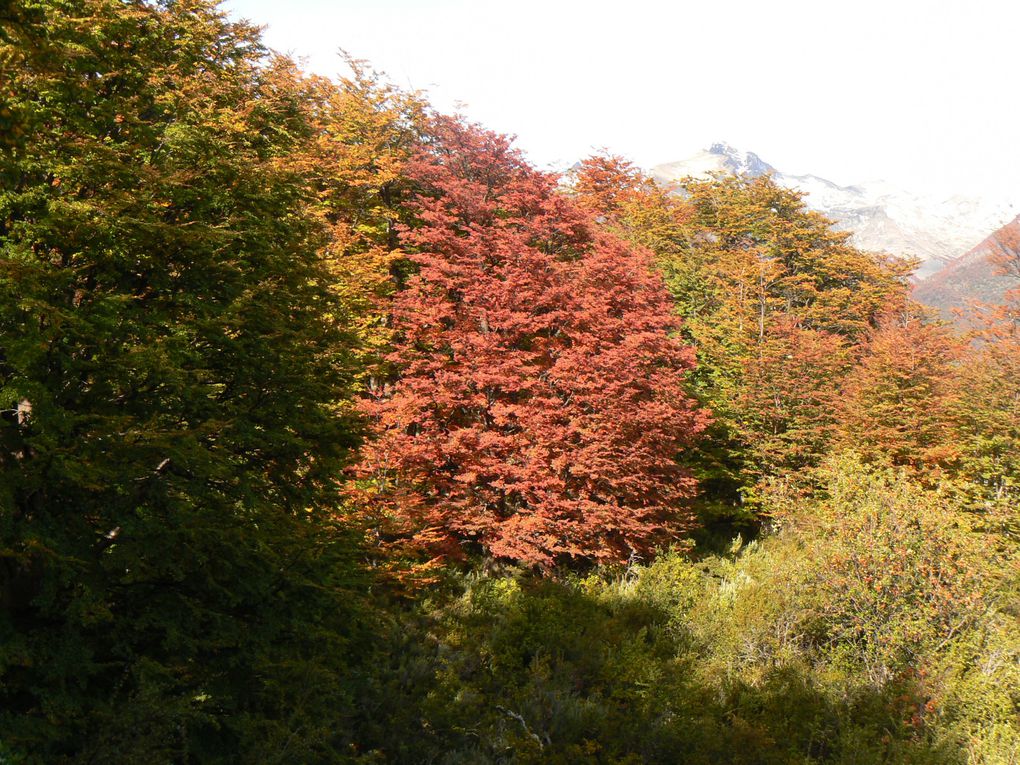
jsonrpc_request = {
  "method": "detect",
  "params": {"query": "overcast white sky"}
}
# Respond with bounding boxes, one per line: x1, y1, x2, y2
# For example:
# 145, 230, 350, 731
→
223, 0, 1018, 199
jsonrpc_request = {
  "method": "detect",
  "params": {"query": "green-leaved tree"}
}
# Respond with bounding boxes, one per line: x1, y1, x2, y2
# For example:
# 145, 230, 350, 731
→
1, 2, 371, 760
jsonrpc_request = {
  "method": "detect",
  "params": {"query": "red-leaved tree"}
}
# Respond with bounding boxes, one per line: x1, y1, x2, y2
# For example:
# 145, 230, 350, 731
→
360, 118, 708, 566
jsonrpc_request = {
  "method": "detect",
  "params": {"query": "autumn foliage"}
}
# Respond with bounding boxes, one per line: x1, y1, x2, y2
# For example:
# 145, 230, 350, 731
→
3, 3, 1017, 761
360, 119, 708, 566
836, 313, 962, 473
571, 159, 914, 517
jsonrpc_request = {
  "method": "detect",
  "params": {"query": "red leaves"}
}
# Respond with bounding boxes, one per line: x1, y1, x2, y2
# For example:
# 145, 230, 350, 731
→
360, 118, 708, 567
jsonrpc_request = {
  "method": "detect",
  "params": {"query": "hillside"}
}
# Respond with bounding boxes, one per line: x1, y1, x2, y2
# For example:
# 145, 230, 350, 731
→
913, 214, 1020, 319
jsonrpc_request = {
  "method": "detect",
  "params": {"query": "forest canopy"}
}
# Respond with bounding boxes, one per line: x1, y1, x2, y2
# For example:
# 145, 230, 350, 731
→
0, 2, 1016, 763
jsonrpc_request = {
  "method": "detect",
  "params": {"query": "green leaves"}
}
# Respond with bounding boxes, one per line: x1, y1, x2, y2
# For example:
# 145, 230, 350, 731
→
0, 1, 370, 759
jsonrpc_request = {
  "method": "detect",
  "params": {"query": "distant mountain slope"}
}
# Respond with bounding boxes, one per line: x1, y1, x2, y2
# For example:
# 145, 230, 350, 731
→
913, 215, 1020, 320
650, 144, 1018, 280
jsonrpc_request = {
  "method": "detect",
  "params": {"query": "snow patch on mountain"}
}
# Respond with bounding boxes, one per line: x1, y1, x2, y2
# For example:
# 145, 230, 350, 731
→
649, 142, 774, 186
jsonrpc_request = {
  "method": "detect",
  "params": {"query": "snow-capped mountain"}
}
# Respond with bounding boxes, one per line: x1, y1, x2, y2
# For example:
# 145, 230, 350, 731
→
650, 143, 1018, 280
651, 142, 776, 183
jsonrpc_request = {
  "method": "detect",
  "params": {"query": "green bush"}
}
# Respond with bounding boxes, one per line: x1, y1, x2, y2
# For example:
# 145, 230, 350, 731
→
354, 458, 1015, 764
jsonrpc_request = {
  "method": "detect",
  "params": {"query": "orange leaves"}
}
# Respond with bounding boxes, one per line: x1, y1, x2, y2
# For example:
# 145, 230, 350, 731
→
835, 313, 963, 475
739, 318, 851, 479
574, 165, 916, 514
256, 56, 428, 391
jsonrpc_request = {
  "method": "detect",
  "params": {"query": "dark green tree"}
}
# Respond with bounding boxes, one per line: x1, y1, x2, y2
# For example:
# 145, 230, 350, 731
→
1, 1, 369, 760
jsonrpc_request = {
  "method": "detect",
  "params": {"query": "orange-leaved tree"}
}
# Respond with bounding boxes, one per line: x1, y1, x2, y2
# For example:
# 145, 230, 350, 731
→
572, 161, 912, 517
836, 312, 962, 474
259, 56, 428, 389
739, 317, 851, 483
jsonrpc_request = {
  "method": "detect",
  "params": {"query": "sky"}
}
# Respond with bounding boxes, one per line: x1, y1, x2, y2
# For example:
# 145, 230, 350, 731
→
222, 0, 1019, 199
